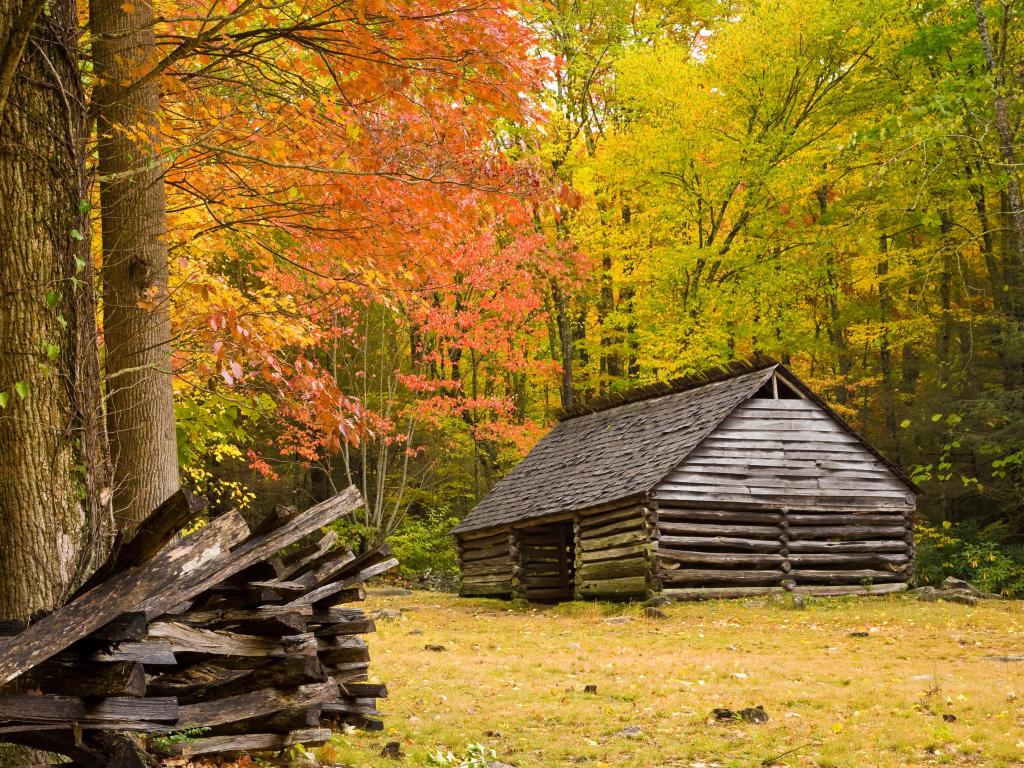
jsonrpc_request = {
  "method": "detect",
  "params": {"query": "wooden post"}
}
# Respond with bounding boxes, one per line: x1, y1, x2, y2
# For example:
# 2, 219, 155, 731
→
779, 507, 791, 586
904, 510, 917, 585
455, 535, 465, 596
572, 516, 582, 600
643, 503, 661, 598
509, 530, 522, 601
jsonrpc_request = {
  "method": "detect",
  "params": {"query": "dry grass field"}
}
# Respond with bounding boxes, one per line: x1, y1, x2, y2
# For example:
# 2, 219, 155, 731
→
320, 592, 1024, 768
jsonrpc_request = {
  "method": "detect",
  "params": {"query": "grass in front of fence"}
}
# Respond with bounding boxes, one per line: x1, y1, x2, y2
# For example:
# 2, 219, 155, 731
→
318, 591, 1024, 768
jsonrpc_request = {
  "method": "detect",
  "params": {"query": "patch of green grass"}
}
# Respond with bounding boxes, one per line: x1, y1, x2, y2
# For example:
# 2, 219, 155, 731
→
321, 592, 1024, 767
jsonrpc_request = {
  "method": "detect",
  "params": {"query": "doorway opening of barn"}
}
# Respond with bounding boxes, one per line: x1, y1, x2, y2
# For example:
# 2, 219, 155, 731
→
516, 519, 575, 601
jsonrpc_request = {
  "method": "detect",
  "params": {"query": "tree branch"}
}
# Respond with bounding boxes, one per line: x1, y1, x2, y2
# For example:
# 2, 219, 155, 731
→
0, 0, 48, 119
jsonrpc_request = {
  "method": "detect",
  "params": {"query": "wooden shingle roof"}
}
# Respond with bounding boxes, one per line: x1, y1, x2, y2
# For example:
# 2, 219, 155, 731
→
452, 362, 778, 533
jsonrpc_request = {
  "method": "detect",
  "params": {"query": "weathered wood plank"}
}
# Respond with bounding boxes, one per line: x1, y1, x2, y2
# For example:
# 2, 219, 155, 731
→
662, 586, 786, 600
791, 569, 906, 583
657, 569, 781, 585
658, 521, 781, 537
788, 553, 910, 567
786, 539, 908, 553
787, 525, 908, 540
658, 483, 909, 500
658, 535, 782, 552
142, 486, 364, 619
580, 516, 645, 540
458, 532, 510, 550
0, 511, 250, 685
657, 508, 783, 524
577, 558, 649, 581
652, 488, 910, 510
173, 606, 312, 634
577, 576, 648, 596
75, 489, 207, 596
148, 656, 327, 703
786, 513, 908, 526
458, 572, 513, 585
578, 542, 650, 562
88, 639, 177, 665
148, 622, 317, 657
460, 560, 511, 577
577, 504, 644, 530
456, 525, 511, 542
578, 530, 648, 552
460, 544, 511, 562
657, 551, 785, 567
286, 558, 399, 608
0, 695, 178, 725
176, 682, 339, 728
277, 532, 340, 580
791, 583, 908, 596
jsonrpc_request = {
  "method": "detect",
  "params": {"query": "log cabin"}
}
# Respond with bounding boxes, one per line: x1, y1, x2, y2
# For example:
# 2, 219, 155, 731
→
453, 359, 919, 602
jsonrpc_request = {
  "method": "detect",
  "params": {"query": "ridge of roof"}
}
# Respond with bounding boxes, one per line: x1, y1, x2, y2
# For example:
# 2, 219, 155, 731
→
451, 364, 776, 534
555, 355, 779, 421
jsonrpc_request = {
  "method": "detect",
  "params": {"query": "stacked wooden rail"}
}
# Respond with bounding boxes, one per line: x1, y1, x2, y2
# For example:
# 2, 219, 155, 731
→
0, 486, 397, 766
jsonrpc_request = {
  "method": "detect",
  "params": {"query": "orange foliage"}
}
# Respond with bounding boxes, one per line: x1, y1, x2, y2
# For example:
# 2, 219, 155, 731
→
156, 0, 563, 471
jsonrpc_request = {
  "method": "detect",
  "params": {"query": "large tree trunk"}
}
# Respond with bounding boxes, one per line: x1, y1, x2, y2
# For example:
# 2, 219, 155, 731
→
91, 0, 179, 533
0, 0, 112, 619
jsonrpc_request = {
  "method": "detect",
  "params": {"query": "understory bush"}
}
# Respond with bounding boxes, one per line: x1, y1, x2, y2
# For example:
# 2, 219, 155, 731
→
388, 508, 460, 590
915, 520, 1024, 597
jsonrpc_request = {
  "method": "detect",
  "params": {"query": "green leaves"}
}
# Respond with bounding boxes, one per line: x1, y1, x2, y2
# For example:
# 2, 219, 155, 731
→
14, 381, 28, 400
45, 289, 62, 308
0, 392, 8, 409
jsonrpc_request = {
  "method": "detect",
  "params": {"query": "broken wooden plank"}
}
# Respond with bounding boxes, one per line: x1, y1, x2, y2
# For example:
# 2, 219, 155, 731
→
76, 488, 208, 596
176, 681, 339, 728
0, 511, 249, 685
286, 558, 399, 608
141, 486, 363, 619
147, 623, 316, 657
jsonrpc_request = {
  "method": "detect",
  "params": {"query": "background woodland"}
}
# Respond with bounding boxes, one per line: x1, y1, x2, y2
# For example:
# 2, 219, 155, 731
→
2, 0, 1024, 605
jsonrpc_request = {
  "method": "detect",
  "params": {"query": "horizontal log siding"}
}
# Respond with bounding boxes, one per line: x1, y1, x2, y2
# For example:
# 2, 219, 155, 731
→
652, 398, 915, 511
575, 503, 651, 600
457, 532, 512, 597
655, 503, 914, 592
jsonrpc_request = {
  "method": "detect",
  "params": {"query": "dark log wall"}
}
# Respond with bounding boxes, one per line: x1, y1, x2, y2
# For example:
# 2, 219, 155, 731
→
651, 392, 916, 596
574, 503, 652, 600
653, 505, 913, 597
457, 528, 513, 597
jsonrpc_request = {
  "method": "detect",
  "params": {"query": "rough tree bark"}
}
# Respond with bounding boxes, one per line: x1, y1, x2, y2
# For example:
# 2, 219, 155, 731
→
91, 0, 179, 534
0, 0, 112, 619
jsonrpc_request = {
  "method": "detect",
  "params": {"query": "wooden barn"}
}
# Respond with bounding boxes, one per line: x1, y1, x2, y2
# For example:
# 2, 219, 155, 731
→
453, 360, 920, 602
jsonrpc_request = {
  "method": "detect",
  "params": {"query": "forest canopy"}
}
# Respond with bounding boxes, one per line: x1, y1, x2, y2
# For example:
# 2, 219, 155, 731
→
2, 0, 1023, 601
